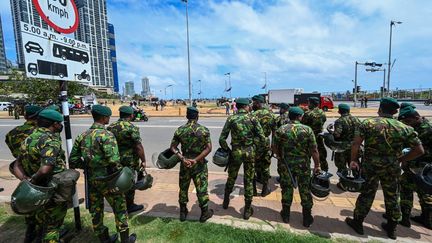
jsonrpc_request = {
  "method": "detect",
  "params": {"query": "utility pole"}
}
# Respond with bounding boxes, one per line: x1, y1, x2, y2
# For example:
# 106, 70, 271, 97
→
354, 62, 358, 107
182, 0, 192, 105
387, 20, 402, 95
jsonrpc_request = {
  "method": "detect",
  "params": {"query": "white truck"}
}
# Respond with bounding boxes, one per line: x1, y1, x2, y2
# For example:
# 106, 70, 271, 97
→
268, 89, 304, 105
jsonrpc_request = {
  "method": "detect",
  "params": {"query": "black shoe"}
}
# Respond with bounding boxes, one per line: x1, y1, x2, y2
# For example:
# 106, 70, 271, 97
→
400, 214, 411, 228
199, 207, 214, 223
223, 192, 230, 209
98, 228, 118, 243
381, 220, 397, 240
127, 204, 144, 214
261, 183, 271, 197
243, 202, 253, 220
180, 204, 188, 222
345, 217, 364, 235
120, 230, 136, 243
302, 208, 313, 228
280, 206, 290, 223
411, 215, 432, 230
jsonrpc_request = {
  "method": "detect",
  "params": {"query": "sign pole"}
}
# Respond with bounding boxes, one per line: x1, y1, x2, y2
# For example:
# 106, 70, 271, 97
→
59, 80, 82, 231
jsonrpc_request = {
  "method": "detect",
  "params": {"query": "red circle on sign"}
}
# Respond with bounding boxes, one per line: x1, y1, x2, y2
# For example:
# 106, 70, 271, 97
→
32, 0, 79, 34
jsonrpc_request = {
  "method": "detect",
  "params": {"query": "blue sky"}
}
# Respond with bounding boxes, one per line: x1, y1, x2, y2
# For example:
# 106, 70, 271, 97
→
1, 0, 432, 98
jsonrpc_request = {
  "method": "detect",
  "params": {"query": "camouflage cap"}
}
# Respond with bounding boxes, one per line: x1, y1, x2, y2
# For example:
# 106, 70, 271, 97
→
280, 103, 289, 110
236, 98, 250, 106
400, 102, 416, 110
25, 105, 43, 117
38, 109, 64, 122
92, 105, 112, 117
119, 106, 134, 115
252, 95, 265, 103
289, 107, 304, 116
186, 106, 199, 114
45, 105, 61, 112
380, 97, 400, 110
338, 103, 350, 112
308, 97, 320, 104
398, 106, 419, 120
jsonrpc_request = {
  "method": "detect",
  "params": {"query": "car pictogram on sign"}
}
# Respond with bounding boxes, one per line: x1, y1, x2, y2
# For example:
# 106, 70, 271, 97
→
25, 41, 44, 56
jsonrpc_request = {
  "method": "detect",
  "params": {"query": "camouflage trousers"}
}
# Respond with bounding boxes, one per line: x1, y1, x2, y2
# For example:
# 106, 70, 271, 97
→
316, 135, 328, 172
34, 201, 67, 243
125, 169, 143, 207
277, 159, 313, 210
354, 159, 402, 221
255, 138, 272, 183
225, 145, 256, 202
400, 168, 432, 224
89, 182, 129, 237
334, 150, 350, 173
178, 162, 209, 208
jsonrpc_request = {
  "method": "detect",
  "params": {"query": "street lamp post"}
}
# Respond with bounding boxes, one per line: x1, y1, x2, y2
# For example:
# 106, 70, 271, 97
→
225, 72, 231, 100
197, 79, 202, 100
387, 20, 402, 95
366, 68, 386, 98
182, 0, 192, 106
354, 62, 358, 107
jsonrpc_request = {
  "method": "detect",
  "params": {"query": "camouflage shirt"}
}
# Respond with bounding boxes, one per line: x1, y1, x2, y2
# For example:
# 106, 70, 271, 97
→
219, 109, 266, 149
413, 118, 432, 161
107, 119, 142, 168
5, 120, 37, 158
356, 116, 421, 161
275, 112, 290, 129
70, 123, 122, 181
252, 107, 276, 137
333, 114, 361, 143
171, 120, 211, 159
302, 107, 326, 135
20, 127, 66, 180
274, 120, 317, 164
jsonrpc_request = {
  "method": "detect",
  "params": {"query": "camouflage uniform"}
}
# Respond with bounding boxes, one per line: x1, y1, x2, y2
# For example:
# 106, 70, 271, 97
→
252, 108, 276, 183
353, 116, 421, 222
302, 107, 328, 171
275, 112, 290, 129
400, 118, 432, 223
274, 120, 317, 210
70, 123, 129, 237
20, 127, 67, 243
333, 114, 361, 172
171, 120, 211, 208
5, 120, 37, 158
107, 119, 142, 206
220, 109, 266, 203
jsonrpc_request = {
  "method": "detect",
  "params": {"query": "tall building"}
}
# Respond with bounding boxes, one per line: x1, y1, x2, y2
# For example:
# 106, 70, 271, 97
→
141, 77, 151, 97
0, 14, 7, 73
10, 0, 51, 68
75, 0, 113, 90
125, 81, 135, 97
108, 23, 119, 93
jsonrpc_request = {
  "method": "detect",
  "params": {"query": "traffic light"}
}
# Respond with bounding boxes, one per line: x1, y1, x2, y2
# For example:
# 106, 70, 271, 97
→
356, 86, 361, 92
365, 62, 383, 67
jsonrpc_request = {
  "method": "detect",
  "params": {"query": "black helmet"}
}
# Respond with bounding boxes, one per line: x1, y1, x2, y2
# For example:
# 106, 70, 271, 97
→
413, 163, 432, 194
336, 169, 365, 192
321, 132, 350, 152
213, 148, 230, 167
310, 172, 333, 198
134, 172, 153, 191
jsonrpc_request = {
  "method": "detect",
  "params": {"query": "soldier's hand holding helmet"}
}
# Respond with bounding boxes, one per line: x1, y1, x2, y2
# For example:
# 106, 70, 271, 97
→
350, 161, 360, 171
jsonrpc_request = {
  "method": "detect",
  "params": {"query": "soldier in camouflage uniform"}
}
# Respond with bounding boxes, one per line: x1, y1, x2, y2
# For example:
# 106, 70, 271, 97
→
301, 97, 328, 171
70, 105, 136, 243
333, 103, 361, 190
220, 98, 266, 220
170, 107, 213, 222
16, 109, 67, 243
273, 107, 321, 227
345, 98, 424, 240
398, 107, 432, 229
275, 103, 290, 129
251, 95, 276, 197
107, 106, 147, 214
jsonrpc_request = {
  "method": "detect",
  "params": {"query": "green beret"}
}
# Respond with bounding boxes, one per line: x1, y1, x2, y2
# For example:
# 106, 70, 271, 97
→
38, 109, 64, 122
186, 106, 199, 114
400, 102, 416, 109
398, 107, 419, 120
308, 97, 320, 104
25, 105, 43, 117
338, 103, 350, 112
252, 95, 265, 103
119, 106, 134, 115
92, 105, 112, 117
236, 98, 250, 106
380, 97, 400, 110
45, 105, 61, 112
289, 107, 304, 116
280, 103, 289, 110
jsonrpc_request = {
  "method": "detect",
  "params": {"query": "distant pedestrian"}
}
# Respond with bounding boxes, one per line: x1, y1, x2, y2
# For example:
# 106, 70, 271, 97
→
364, 97, 368, 108
8, 104, 13, 116
360, 97, 364, 108
225, 102, 230, 115
14, 105, 20, 120
233, 101, 237, 114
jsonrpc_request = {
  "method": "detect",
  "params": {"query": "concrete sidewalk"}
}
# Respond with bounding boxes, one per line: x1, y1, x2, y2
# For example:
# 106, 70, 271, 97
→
0, 165, 431, 242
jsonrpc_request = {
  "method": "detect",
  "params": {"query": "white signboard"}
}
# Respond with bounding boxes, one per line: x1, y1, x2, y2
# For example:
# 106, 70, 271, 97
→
21, 21, 92, 82
32, 0, 79, 34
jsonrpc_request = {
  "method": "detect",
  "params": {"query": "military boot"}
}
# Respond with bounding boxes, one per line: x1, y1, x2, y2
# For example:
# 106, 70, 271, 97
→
280, 205, 290, 223
222, 191, 230, 209
302, 208, 314, 227
411, 211, 432, 230
345, 216, 364, 235
400, 213, 411, 228
243, 201, 254, 220
381, 220, 398, 240
120, 229, 137, 243
199, 206, 214, 223
180, 204, 188, 222
98, 228, 118, 243
127, 203, 144, 214
24, 224, 37, 243
261, 182, 271, 197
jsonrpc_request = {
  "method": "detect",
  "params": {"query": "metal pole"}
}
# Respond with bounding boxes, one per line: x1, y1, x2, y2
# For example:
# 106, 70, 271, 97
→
382, 68, 386, 98
59, 81, 81, 231
354, 62, 358, 107
228, 73, 232, 100
184, 0, 192, 106
387, 22, 393, 94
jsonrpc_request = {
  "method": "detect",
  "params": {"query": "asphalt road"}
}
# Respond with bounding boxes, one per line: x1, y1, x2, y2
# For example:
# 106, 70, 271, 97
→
0, 117, 343, 176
